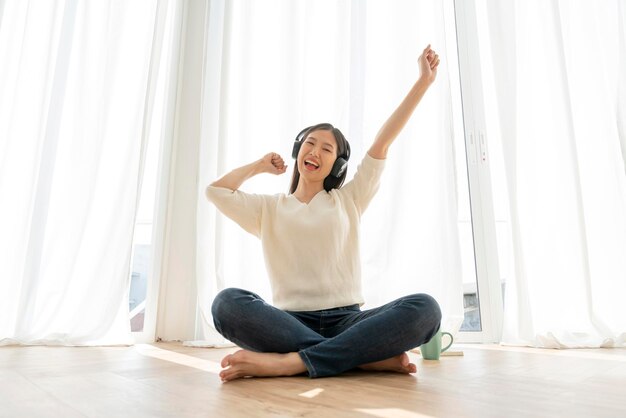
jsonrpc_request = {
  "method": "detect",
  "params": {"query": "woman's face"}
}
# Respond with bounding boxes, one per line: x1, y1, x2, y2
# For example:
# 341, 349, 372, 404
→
297, 129, 338, 182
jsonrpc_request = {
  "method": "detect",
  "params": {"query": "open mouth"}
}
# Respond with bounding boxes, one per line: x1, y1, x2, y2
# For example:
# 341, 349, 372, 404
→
304, 159, 320, 171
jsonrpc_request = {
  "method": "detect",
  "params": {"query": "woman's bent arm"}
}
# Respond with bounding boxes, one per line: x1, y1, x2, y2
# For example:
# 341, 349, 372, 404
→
210, 153, 287, 191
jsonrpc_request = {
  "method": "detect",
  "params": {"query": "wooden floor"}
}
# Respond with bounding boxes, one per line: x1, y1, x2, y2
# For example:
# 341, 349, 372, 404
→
1, 342, 625, 418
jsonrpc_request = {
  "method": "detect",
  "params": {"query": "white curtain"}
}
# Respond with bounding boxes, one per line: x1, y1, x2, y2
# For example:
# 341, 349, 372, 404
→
194, 0, 464, 345
0, 0, 170, 345
481, 0, 626, 347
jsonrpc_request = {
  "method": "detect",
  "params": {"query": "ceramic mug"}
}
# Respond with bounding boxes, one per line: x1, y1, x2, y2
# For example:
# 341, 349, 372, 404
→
420, 330, 453, 360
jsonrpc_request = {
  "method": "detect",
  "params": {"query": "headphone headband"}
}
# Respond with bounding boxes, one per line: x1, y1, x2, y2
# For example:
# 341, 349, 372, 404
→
293, 125, 350, 159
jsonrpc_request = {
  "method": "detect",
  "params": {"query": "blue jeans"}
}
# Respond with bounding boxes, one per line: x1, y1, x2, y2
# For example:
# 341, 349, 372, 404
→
211, 288, 442, 378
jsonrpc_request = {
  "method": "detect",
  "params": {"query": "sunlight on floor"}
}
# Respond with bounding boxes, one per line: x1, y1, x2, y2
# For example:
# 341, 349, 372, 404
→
356, 408, 434, 418
298, 388, 324, 398
463, 344, 626, 362
135, 344, 222, 373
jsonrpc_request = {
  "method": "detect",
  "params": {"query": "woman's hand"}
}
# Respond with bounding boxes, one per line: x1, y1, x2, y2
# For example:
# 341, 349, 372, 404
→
260, 152, 288, 175
418, 44, 440, 85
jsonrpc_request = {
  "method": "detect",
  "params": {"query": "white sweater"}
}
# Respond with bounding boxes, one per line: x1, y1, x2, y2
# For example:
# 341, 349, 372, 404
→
205, 154, 386, 311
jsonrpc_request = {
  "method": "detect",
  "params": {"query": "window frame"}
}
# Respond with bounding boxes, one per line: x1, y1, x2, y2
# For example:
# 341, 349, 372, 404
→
453, 0, 504, 343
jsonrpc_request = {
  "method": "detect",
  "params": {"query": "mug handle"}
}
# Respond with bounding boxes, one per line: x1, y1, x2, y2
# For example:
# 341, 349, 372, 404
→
440, 332, 454, 353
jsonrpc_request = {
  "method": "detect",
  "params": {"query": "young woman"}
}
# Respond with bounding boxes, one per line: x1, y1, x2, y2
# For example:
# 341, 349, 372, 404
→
207, 45, 441, 382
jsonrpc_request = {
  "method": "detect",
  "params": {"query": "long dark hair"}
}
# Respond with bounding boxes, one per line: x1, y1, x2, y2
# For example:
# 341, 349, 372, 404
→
289, 123, 351, 194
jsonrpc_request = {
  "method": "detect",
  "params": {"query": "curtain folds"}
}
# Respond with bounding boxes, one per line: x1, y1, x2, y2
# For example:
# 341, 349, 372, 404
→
484, 0, 626, 347
0, 0, 167, 345
193, 0, 465, 346
5, 0, 622, 349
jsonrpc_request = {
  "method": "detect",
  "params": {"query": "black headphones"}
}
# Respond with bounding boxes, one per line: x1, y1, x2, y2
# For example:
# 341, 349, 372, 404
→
291, 125, 350, 178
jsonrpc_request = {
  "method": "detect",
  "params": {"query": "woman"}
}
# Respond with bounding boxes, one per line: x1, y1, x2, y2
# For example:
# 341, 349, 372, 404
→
207, 45, 441, 382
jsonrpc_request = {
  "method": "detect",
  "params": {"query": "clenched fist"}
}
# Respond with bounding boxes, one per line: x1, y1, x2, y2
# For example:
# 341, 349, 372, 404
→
260, 152, 288, 175
419, 44, 440, 84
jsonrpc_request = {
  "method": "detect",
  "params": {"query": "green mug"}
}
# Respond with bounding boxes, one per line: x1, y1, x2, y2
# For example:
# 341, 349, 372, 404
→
420, 330, 453, 360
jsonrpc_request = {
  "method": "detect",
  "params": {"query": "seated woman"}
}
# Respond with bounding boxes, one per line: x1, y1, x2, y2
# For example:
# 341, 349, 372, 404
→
206, 45, 442, 382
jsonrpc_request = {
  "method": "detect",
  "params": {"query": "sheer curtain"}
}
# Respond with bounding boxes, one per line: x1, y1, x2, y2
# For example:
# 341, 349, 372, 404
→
0, 0, 171, 345
194, 0, 464, 345
480, 0, 626, 347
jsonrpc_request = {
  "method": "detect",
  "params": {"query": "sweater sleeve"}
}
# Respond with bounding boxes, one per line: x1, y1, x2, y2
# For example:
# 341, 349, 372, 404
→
340, 153, 386, 215
205, 185, 266, 237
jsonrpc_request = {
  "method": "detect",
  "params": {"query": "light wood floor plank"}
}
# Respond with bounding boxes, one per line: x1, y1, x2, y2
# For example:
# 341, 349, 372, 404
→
1, 343, 625, 417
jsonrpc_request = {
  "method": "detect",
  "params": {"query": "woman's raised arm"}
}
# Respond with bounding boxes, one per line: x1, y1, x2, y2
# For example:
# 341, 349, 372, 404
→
368, 44, 440, 160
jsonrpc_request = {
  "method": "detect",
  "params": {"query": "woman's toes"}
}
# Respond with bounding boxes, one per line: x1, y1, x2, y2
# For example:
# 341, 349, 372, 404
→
400, 353, 410, 367
221, 354, 232, 368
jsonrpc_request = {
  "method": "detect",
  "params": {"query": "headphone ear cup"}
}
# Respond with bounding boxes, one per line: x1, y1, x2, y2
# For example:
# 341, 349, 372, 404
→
330, 157, 348, 178
292, 141, 301, 159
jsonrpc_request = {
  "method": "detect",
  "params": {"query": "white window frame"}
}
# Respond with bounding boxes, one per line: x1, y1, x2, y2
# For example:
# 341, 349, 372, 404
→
454, 0, 504, 343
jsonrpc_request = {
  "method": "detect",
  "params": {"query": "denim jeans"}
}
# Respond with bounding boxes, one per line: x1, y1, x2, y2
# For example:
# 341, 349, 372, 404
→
211, 288, 442, 378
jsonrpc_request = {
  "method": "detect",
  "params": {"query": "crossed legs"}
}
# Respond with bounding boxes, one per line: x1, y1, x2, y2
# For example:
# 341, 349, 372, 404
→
211, 288, 441, 381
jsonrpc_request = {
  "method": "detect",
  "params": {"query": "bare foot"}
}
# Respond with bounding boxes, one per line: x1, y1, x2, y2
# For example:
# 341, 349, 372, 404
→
358, 352, 417, 374
219, 350, 307, 382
